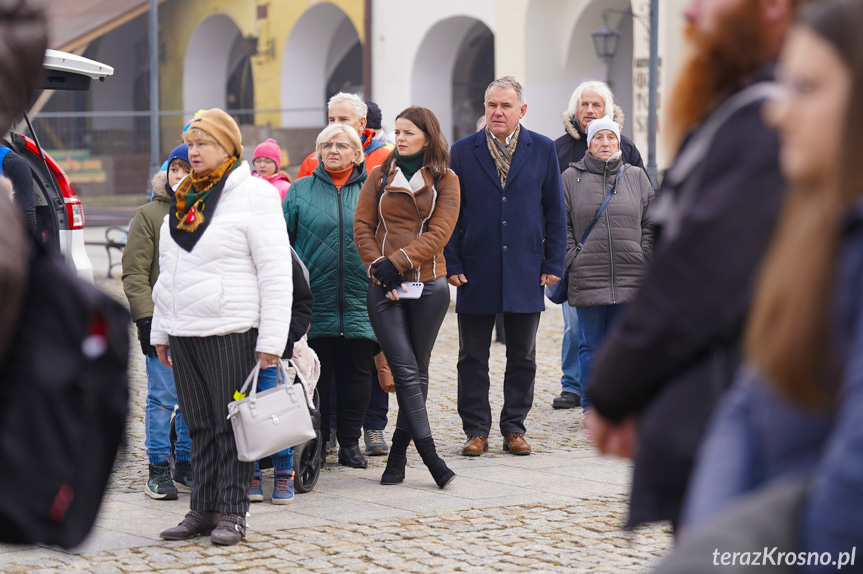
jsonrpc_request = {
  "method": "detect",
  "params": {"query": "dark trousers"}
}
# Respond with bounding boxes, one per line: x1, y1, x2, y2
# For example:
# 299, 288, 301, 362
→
170, 330, 257, 515
364, 368, 389, 430
309, 337, 376, 449
457, 312, 541, 437
330, 358, 389, 432
366, 278, 449, 441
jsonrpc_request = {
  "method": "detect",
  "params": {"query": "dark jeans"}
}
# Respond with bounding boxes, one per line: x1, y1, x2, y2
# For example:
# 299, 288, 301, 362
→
366, 277, 449, 441
364, 365, 389, 430
576, 303, 627, 410
308, 337, 376, 449
457, 312, 541, 437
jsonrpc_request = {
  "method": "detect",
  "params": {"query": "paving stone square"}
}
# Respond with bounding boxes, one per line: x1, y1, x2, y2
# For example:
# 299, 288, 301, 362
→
0, 272, 673, 572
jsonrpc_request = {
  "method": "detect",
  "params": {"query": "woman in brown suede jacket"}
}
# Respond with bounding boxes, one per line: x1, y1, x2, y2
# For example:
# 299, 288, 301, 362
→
353, 106, 460, 489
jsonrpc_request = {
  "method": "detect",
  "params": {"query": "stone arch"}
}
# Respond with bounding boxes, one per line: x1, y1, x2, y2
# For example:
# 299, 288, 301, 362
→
183, 14, 244, 113
280, 2, 361, 128
412, 16, 495, 144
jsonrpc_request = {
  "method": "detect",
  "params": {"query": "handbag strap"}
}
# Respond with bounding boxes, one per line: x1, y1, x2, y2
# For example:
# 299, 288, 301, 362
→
237, 363, 261, 398
237, 361, 295, 400
576, 164, 626, 254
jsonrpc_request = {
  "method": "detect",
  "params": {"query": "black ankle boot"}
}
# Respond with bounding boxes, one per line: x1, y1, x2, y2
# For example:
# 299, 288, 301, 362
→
414, 436, 455, 489
381, 428, 411, 485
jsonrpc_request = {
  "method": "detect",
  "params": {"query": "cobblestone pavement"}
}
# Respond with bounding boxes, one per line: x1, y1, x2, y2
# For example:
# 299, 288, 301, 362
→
0, 276, 673, 573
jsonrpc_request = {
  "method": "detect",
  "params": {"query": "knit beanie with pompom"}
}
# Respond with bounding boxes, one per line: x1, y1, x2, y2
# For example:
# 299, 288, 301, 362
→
254, 138, 282, 167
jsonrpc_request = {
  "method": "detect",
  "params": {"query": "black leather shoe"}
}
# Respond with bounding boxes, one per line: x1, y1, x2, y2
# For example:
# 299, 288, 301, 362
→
552, 391, 580, 409
338, 445, 368, 468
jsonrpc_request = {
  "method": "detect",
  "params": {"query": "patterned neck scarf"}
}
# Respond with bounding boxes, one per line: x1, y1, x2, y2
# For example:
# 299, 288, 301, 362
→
485, 124, 520, 188
170, 156, 238, 251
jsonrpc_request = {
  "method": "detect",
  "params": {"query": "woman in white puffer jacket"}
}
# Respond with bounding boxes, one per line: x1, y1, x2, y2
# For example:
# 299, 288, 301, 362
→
151, 109, 293, 546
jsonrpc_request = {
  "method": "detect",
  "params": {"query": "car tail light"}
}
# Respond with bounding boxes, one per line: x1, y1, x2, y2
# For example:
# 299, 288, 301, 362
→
20, 136, 88, 230
64, 196, 85, 229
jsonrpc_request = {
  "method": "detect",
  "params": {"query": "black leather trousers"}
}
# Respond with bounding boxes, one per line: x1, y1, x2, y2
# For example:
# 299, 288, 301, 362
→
366, 277, 450, 441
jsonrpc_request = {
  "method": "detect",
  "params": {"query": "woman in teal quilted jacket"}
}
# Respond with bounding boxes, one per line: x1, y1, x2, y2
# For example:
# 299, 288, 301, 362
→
283, 123, 379, 470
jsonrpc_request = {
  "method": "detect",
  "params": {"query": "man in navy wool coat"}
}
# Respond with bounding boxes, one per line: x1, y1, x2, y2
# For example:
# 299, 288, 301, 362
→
445, 76, 566, 457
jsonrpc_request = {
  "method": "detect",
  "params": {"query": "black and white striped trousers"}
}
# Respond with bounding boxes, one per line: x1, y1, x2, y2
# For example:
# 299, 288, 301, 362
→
170, 329, 258, 515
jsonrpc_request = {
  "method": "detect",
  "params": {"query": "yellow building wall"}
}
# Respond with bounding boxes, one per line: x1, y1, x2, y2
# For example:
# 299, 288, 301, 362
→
159, 0, 364, 130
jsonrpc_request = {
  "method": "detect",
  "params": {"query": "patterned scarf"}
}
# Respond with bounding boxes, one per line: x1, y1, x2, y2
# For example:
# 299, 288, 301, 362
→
485, 124, 520, 188
170, 156, 238, 251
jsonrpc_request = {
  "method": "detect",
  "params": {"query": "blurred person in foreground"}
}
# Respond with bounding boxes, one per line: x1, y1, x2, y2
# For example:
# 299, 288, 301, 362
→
679, 0, 863, 563
283, 124, 378, 470
584, 0, 796, 529
0, 146, 36, 233
552, 80, 645, 411
154, 109, 293, 546
122, 145, 193, 501
0, 188, 26, 358
0, 0, 45, 131
562, 116, 654, 415
0, 0, 47, 355
354, 106, 460, 489
445, 76, 565, 457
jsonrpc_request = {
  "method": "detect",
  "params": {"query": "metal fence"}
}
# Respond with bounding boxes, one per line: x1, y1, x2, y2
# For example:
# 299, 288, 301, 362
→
23, 109, 325, 197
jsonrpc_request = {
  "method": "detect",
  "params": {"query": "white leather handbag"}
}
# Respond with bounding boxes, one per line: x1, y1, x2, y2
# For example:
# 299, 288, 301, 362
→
227, 361, 315, 462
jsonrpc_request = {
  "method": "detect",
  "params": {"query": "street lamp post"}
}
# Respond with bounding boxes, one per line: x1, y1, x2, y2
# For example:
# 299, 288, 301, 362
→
646, 0, 659, 191
592, 4, 660, 190
149, 0, 160, 181
591, 25, 620, 86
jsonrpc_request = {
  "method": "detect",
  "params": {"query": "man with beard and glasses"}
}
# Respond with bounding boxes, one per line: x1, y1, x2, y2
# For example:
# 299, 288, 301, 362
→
583, 0, 798, 530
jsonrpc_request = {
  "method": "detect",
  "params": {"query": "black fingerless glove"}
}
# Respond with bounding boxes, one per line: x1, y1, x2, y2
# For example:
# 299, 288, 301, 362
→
371, 258, 405, 289
135, 317, 158, 358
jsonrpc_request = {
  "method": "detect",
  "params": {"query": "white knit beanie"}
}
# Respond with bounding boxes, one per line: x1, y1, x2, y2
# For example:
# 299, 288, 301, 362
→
587, 115, 621, 146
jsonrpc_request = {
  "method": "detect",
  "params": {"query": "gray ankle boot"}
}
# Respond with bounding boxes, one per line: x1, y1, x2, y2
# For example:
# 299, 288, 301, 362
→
210, 513, 246, 545
159, 510, 218, 540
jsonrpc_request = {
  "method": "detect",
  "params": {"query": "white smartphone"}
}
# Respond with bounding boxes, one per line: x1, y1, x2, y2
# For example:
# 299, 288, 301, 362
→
386, 282, 424, 300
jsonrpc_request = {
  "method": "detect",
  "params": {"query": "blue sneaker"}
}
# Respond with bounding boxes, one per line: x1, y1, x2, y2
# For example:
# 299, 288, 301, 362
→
249, 470, 263, 503
272, 469, 294, 505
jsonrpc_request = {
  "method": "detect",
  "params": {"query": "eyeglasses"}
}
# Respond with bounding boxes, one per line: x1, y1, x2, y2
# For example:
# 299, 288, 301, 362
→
321, 142, 353, 151
253, 158, 275, 165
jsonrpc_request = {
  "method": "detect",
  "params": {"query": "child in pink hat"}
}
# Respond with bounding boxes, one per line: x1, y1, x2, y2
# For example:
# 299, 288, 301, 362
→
252, 138, 291, 200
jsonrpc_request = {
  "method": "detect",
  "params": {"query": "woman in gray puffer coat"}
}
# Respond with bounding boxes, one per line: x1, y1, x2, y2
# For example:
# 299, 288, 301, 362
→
0, 0, 46, 356
563, 116, 654, 412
